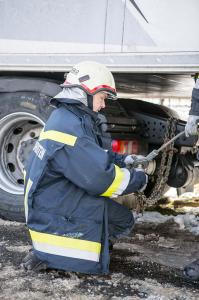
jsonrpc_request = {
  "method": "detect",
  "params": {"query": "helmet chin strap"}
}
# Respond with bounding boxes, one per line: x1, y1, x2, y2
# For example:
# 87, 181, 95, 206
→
87, 94, 93, 110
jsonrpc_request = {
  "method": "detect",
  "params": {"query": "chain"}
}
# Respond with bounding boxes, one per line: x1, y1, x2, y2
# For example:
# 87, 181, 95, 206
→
135, 117, 177, 213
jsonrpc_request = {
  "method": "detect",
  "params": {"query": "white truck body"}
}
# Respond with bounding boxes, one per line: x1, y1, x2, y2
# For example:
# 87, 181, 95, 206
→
0, 0, 199, 221
0, 0, 198, 73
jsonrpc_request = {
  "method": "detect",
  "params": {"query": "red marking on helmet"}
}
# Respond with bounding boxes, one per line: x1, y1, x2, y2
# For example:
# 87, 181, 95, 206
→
63, 80, 71, 85
62, 81, 116, 95
81, 84, 116, 94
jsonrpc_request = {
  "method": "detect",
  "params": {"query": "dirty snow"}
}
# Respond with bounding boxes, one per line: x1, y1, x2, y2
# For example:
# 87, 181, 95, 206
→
136, 212, 199, 235
0, 215, 199, 300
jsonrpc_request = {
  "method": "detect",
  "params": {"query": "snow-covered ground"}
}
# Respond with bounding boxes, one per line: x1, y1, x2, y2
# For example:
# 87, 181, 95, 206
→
136, 211, 199, 235
0, 214, 198, 300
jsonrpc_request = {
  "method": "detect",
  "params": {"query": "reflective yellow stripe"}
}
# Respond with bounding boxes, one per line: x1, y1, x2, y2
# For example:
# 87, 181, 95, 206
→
24, 178, 33, 222
29, 229, 101, 254
39, 130, 77, 146
101, 165, 125, 197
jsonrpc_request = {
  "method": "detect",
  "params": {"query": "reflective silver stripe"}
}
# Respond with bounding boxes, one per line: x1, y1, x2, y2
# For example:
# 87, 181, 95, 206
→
33, 241, 100, 262
111, 168, 130, 198
24, 178, 33, 223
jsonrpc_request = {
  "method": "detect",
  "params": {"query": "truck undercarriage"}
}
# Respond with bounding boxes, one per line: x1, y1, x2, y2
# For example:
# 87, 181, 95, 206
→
0, 74, 198, 221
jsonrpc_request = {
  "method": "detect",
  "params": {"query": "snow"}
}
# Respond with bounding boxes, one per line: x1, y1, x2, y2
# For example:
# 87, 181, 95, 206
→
174, 214, 199, 234
1, 216, 199, 299
135, 211, 199, 235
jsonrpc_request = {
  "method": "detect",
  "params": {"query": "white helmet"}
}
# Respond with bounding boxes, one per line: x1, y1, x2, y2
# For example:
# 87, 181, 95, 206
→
61, 61, 117, 100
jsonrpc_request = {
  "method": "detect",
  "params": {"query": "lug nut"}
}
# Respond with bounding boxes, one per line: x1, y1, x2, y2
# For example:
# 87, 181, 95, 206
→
30, 139, 35, 145
21, 141, 26, 147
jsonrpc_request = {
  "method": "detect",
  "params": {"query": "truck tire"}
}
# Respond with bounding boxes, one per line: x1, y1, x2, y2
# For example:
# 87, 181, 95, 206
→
0, 91, 54, 221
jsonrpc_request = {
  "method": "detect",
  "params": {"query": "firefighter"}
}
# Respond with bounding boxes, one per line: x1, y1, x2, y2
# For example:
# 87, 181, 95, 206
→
23, 61, 148, 274
185, 77, 199, 137
183, 77, 199, 281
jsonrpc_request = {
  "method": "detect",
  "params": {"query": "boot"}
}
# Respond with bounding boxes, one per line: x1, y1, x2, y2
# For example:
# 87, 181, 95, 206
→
183, 259, 199, 280
22, 250, 48, 271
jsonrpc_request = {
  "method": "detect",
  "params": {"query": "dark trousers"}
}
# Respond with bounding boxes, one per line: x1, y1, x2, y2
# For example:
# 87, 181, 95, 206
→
106, 198, 135, 240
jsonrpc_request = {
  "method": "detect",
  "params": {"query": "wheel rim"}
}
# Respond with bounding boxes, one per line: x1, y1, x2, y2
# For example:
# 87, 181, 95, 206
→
0, 112, 44, 195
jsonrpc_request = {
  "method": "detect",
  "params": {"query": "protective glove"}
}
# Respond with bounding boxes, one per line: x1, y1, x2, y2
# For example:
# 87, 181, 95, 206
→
124, 155, 155, 175
185, 115, 199, 137
124, 154, 145, 166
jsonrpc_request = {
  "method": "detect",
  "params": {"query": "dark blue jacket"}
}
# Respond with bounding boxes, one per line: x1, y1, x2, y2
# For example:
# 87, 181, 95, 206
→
24, 98, 146, 274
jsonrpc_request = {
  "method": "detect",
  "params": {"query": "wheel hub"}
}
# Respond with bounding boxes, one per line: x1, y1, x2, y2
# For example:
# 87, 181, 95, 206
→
0, 112, 44, 194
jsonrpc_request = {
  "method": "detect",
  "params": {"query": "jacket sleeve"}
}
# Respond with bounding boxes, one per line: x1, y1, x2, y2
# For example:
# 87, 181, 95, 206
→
49, 136, 146, 198
189, 79, 199, 115
106, 151, 127, 168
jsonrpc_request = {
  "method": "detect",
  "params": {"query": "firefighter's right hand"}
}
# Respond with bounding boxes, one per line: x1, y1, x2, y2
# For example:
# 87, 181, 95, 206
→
185, 115, 199, 137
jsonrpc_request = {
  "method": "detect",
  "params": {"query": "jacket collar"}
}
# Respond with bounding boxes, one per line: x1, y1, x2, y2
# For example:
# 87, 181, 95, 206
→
51, 97, 99, 123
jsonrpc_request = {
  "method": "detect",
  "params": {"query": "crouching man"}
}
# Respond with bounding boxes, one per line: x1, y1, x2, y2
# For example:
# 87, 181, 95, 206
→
23, 61, 148, 275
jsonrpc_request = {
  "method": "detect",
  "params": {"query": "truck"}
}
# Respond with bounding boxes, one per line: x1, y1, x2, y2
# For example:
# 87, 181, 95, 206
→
0, 0, 199, 221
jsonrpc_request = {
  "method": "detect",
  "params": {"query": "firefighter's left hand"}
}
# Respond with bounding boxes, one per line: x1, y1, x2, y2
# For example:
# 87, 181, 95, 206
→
124, 154, 145, 166
125, 155, 156, 175
185, 115, 199, 137
125, 154, 149, 170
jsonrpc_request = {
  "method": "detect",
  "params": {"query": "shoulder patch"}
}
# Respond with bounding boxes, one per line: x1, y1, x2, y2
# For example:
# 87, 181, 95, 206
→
33, 142, 46, 160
